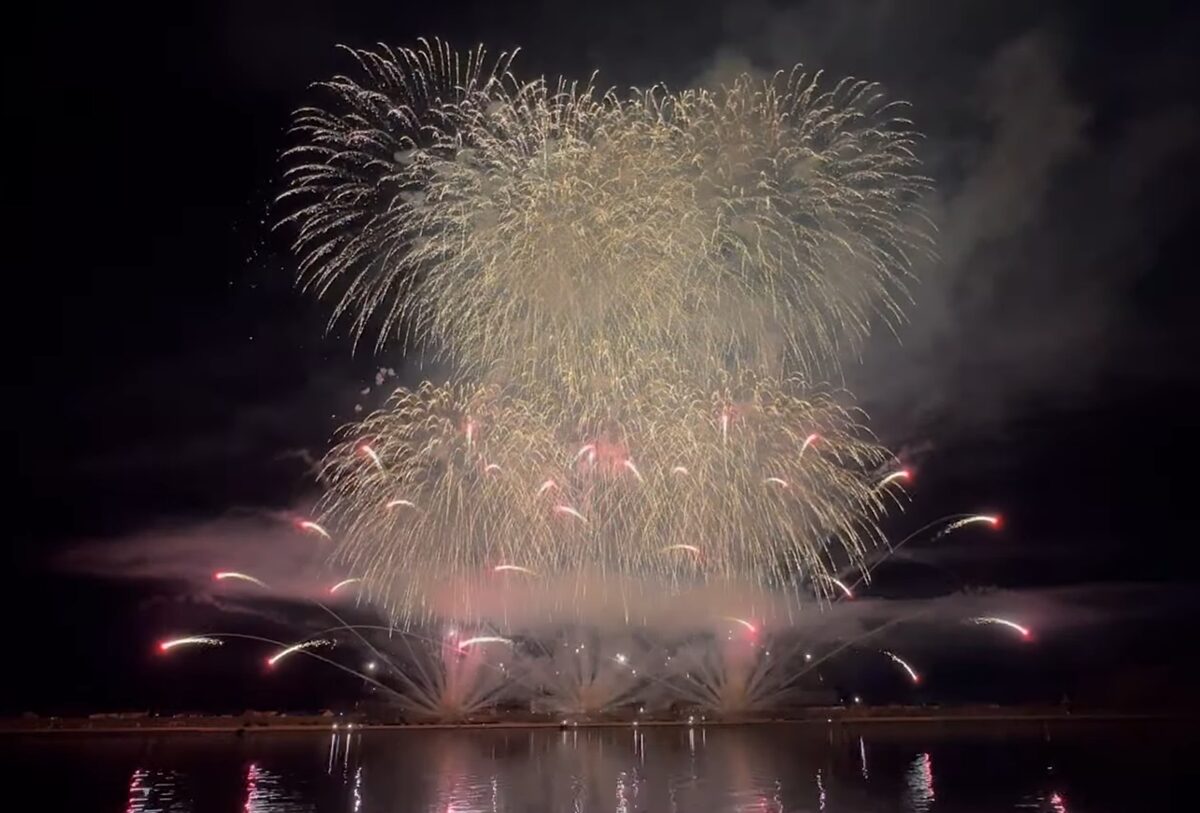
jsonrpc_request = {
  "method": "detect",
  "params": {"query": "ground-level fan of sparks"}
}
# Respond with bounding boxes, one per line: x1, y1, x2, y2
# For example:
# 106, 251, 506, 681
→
163, 573, 1041, 720
315, 374, 897, 622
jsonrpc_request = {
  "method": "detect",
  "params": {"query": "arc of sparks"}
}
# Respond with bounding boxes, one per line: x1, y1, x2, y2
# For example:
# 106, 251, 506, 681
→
358, 443, 384, 472
830, 577, 854, 599
267, 639, 332, 667
554, 505, 587, 524
623, 459, 644, 482
722, 616, 758, 634
329, 578, 362, 595
764, 476, 790, 488
158, 636, 222, 652
671, 465, 689, 476
536, 478, 557, 496
297, 520, 331, 540
882, 650, 921, 684
799, 433, 820, 457
493, 564, 538, 576
214, 572, 269, 589
456, 636, 512, 650
948, 514, 1001, 531
484, 462, 503, 474
574, 443, 595, 463
385, 498, 416, 510
970, 617, 1031, 639
877, 469, 911, 488
662, 543, 701, 556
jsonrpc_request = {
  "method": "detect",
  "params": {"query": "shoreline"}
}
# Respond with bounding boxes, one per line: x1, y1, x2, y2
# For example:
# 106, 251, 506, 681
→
0, 711, 1175, 735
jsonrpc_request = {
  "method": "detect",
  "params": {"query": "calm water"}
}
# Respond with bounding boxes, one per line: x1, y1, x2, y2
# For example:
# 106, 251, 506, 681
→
1, 721, 1183, 812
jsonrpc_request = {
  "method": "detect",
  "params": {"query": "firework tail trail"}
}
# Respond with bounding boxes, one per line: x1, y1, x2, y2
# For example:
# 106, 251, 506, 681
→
841, 514, 1001, 592
780, 609, 932, 698
163, 633, 409, 705
261, 624, 527, 714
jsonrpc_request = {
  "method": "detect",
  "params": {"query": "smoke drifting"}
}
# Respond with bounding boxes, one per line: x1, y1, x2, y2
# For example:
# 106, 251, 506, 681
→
680, 2, 1198, 442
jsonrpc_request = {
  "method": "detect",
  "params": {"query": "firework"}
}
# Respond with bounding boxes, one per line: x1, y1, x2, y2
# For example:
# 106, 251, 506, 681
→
722, 617, 758, 634
970, 617, 1031, 640
667, 631, 817, 714
158, 637, 222, 652
525, 632, 654, 715
493, 564, 538, 576
853, 512, 1003, 584
279, 41, 931, 388
946, 514, 1001, 533
220, 41, 1041, 726
877, 469, 911, 489
359, 443, 385, 472
622, 459, 644, 482
267, 639, 334, 667
213, 571, 269, 589
314, 375, 894, 621
553, 505, 588, 524
396, 630, 517, 718
882, 650, 920, 684
456, 636, 512, 650
297, 519, 332, 539
329, 578, 362, 595
830, 577, 855, 599
153, 610, 941, 719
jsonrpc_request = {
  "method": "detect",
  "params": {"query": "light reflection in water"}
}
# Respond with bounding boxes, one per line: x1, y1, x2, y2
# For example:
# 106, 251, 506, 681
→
244, 762, 314, 812
17, 723, 1168, 812
126, 768, 189, 812
905, 751, 936, 812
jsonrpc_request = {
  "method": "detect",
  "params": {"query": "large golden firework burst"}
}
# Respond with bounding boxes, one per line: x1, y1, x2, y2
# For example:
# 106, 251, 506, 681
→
281, 41, 931, 622
279, 39, 932, 393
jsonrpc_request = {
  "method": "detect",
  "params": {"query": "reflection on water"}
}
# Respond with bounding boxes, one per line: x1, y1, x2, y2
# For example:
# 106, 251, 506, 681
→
904, 752, 935, 812
6, 721, 1181, 812
244, 763, 313, 813
126, 768, 190, 812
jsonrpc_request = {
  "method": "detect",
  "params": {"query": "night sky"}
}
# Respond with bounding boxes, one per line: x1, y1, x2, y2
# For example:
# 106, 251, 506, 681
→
12, 0, 1200, 714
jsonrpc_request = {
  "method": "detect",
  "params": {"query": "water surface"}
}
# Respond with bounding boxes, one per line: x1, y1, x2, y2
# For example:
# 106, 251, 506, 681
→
3, 720, 1181, 811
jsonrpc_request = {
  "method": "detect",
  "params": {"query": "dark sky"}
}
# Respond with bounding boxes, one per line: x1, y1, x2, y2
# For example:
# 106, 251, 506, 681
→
11, 0, 1200, 713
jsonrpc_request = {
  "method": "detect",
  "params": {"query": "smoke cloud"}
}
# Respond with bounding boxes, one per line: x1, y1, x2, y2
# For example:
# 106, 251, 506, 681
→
686, 1, 1198, 442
